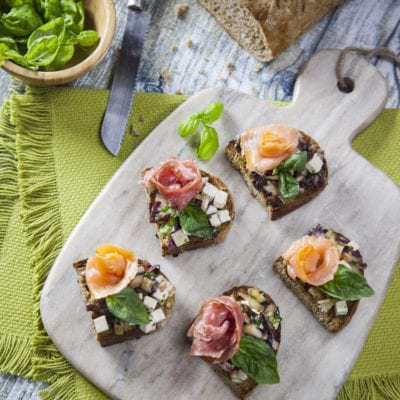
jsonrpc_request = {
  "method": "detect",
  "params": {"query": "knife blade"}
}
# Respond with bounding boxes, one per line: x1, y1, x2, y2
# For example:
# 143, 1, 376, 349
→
100, 0, 151, 156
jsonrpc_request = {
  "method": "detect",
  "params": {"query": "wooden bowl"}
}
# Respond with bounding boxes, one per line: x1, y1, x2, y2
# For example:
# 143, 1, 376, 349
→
1, 0, 116, 86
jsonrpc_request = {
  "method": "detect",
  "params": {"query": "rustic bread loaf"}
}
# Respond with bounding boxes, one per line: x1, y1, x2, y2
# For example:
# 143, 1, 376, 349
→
198, 0, 345, 61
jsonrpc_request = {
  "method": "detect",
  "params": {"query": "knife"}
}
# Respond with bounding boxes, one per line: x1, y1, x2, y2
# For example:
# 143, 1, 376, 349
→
101, 0, 151, 156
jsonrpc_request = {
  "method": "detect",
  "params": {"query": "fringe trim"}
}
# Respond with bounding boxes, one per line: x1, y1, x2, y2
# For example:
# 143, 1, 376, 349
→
12, 85, 77, 400
0, 99, 18, 251
338, 374, 400, 400
0, 335, 33, 378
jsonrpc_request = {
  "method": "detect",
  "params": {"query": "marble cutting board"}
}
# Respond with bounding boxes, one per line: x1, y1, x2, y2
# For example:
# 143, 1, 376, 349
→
41, 49, 400, 400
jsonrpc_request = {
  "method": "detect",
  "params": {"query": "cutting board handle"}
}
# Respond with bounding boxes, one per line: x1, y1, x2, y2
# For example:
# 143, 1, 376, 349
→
284, 49, 388, 145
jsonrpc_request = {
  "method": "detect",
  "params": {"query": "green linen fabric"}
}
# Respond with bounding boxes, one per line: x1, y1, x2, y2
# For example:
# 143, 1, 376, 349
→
0, 85, 399, 399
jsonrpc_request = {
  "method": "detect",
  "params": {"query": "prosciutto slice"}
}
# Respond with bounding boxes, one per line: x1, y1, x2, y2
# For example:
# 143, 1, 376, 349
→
140, 157, 202, 211
188, 296, 244, 364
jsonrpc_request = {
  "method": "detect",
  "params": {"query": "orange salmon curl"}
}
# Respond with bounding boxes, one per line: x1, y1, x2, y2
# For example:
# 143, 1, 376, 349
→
282, 236, 340, 286
86, 244, 138, 299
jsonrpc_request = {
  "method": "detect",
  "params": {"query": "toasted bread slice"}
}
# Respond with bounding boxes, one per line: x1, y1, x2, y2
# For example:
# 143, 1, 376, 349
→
73, 259, 175, 347
272, 226, 367, 332
225, 131, 328, 220
142, 169, 235, 256
189, 286, 281, 399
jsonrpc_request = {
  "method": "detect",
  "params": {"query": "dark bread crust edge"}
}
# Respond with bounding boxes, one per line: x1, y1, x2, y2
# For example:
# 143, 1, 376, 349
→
225, 131, 328, 220
272, 258, 360, 333
73, 258, 175, 347
142, 169, 235, 256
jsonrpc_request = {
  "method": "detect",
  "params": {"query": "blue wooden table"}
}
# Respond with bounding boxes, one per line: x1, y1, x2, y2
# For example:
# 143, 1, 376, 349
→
0, 0, 399, 398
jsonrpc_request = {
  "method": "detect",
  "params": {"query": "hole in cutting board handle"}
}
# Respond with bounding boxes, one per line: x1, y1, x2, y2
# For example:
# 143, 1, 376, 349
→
337, 77, 355, 93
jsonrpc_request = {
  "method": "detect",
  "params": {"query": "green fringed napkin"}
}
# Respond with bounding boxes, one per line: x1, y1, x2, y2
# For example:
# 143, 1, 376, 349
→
0, 85, 399, 400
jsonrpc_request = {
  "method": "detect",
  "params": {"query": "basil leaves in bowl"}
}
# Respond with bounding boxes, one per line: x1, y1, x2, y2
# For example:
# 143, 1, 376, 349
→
0, 0, 116, 86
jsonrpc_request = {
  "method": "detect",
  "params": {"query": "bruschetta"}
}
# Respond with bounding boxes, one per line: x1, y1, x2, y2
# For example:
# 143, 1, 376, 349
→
73, 244, 175, 347
187, 286, 281, 399
225, 123, 328, 220
273, 225, 374, 332
139, 156, 235, 256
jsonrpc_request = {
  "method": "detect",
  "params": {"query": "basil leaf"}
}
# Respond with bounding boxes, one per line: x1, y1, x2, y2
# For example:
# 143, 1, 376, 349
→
77, 29, 99, 47
319, 264, 374, 301
196, 125, 219, 160
279, 172, 299, 199
1, 4, 43, 37
42, 0, 62, 21
268, 314, 282, 325
106, 287, 150, 325
278, 151, 307, 172
61, 0, 85, 33
178, 114, 201, 137
159, 215, 177, 238
178, 203, 212, 239
201, 101, 224, 124
231, 335, 280, 384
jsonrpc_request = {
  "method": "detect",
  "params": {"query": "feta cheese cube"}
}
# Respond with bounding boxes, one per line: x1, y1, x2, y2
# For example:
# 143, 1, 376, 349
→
93, 315, 109, 333
171, 229, 189, 247
202, 182, 218, 199
206, 205, 218, 215
209, 213, 221, 227
152, 289, 169, 302
201, 176, 209, 185
306, 153, 323, 174
201, 196, 210, 212
213, 190, 228, 209
217, 209, 231, 223
151, 308, 166, 324
140, 322, 156, 333
155, 193, 168, 204
335, 300, 348, 316
347, 240, 360, 251
143, 296, 158, 311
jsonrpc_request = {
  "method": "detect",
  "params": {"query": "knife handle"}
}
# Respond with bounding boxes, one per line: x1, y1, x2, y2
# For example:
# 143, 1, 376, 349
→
128, 0, 148, 11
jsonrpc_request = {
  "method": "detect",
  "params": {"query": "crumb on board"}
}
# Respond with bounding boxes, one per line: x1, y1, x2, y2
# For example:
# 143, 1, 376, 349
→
175, 90, 183, 95
130, 124, 140, 136
198, 68, 205, 74
139, 115, 144, 123
185, 39, 193, 48
170, 44, 178, 52
254, 64, 263, 73
174, 4, 189, 19
225, 61, 234, 72
161, 68, 172, 83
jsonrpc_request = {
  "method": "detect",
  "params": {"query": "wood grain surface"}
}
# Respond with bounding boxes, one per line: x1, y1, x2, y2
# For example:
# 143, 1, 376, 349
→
1, 0, 400, 397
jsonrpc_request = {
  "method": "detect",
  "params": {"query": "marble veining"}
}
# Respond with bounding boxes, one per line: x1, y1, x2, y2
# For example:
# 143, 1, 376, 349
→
41, 50, 400, 400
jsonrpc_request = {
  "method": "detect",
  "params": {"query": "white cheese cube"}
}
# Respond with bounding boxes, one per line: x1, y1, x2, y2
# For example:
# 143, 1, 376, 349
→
93, 315, 109, 333
335, 300, 348, 316
201, 176, 209, 185
138, 292, 143, 300
209, 213, 221, 227
206, 205, 218, 215
306, 153, 323, 174
217, 209, 231, 223
201, 196, 210, 212
152, 289, 169, 302
155, 193, 168, 204
213, 190, 228, 209
143, 296, 158, 311
151, 308, 166, 324
140, 322, 156, 333
202, 182, 218, 199
171, 229, 190, 247
141, 277, 155, 293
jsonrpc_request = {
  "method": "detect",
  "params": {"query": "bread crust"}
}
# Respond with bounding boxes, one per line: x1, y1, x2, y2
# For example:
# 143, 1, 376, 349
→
142, 169, 235, 256
73, 259, 175, 347
225, 131, 328, 220
272, 227, 366, 332
198, 0, 344, 61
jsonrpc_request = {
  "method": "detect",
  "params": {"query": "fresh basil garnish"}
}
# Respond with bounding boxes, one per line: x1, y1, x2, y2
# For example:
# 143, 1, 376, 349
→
268, 314, 282, 325
179, 203, 212, 239
196, 125, 219, 160
319, 264, 374, 301
106, 287, 150, 326
178, 101, 224, 160
159, 215, 177, 238
272, 151, 307, 199
231, 334, 280, 384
